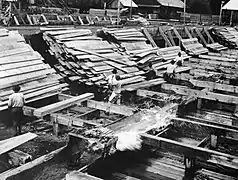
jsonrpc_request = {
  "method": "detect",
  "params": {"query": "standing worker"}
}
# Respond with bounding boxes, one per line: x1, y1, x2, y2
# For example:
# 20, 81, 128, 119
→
8, 85, 25, 136
108, 75, 122, 105
106, 69, 117, 90
175, 52, 183, 66
164, 60, 177, 82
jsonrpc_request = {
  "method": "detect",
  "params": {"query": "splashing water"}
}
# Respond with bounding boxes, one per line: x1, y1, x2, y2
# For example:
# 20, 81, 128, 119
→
114, 105, 177, 152
115, 132, 142, 151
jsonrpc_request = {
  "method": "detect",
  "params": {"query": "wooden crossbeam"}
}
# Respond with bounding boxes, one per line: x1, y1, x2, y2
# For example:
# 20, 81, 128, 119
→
87, 100, 136, 116
174, 74, 238, 93
194, 28, 208, 45
34, 93, 94, 117
173, 117, 238, 133
167, 30, 176, 46
141, 133, 238, 160
184, 26, 193, 39
50, 113, 100, 128
162, 84, 238, 104
203, 27, 215, 44
141, 27, 157, 48
159, 27, 172, 47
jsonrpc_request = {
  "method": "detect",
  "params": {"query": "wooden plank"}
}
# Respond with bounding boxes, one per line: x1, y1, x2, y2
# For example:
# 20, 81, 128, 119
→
162, 84, 238, 104
0, 133, 37, 155
0, 60, 43, 71
173, 117, 238, 133
141, 133, 238, 160
87, 100, 136, 116
0, 46, 32, 58
0, 146, 66, 180
66, 171, 103, 180
51, 113, 100, 128
34, 93, 94, 117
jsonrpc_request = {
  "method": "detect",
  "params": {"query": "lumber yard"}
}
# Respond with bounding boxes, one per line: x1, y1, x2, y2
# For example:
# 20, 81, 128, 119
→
0, 0, 238, 180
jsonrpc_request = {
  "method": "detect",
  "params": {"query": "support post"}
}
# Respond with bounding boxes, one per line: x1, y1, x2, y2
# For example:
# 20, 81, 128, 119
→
219, 1, 224, 25
230, 11, 234, 26
184, 156, 196, 178
210, 134, 218, 148
52, 115, 59, 136
117, 0, 120, 25
197, 98, 202, 109
183, 0, 186, 25
130, 0, 132, 19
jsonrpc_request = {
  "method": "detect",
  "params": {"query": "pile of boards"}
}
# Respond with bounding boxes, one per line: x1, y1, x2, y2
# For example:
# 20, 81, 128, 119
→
183, 52, 238, 82
41, 27, 171, 90
211, 27, 238, 48
0, 28, 65, 111
181, 38, 209, 55
41, 27, 148, 88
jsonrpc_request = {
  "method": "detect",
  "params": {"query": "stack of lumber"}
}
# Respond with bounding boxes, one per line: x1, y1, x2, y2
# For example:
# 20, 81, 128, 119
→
182, 52, 238, 82
196, 169, 236, 180
41, 27, 147, 87
0, 29, 65, 111
206, 43, 228, 52
211, 27, 238, 48
181, 38, 209, 55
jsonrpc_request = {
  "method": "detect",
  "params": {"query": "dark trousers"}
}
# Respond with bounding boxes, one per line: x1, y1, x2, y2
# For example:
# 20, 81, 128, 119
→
11, 107, 23, 135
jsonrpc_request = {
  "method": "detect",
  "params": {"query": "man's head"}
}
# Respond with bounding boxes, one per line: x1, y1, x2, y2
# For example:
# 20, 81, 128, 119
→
115, 75, 121, 81
13, 85, 21, 93
148, 62, 153, 68
171, 60, 175, 65
178, 52, 181, 57
112, 69, 117, 74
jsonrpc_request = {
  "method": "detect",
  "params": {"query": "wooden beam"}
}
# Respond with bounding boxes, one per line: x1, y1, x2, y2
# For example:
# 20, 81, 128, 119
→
162, 84, 238, 104
87, 100, 136, 116
66, 171, 103, 180
173, 117, 238, 133
0, 146, 66, 180
50, 113, 100, 128
0, 133, 37, 155
141, 133, 238, 160
34, 93, 94, 117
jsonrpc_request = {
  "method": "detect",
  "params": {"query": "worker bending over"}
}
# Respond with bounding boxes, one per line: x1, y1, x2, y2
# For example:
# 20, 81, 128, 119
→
108, 75, 122, 105
8, 85, 25, 136
175, 52, 183, 66
145, 62, 157, 80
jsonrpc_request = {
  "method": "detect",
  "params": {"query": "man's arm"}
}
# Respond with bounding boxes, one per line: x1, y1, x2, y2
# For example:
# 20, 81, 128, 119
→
8, 96, 12, 108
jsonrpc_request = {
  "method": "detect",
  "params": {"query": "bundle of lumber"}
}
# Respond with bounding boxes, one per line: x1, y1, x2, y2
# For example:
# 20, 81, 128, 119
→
211, 27, 238, 48
181, 38, 208, 55
0, 29, 65, 111
41, 27, 147, 87
182, 53, 238, 83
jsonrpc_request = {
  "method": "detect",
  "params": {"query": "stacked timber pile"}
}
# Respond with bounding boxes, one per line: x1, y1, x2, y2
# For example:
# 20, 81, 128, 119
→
41, 27, 151, 88
181, 38, 209, 55
211, 27, 238, 48
0, 29, 66, 111
183, 52, 238, 82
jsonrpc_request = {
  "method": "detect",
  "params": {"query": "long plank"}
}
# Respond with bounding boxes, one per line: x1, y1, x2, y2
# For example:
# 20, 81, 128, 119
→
87, 100, 136, 116
50, 113, 100, 128
162, 84, 238, 104
0, 133, 37, 155
0, 60, 43, 71
0, 46, 32, 58
141, 133, 238, 160
34, 93, 94, 117
66, 172, 102, 180
0, 146, 66, 180
174, 74, 238, 93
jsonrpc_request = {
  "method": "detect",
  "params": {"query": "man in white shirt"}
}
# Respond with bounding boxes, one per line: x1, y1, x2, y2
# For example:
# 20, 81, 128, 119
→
108, 75, 122, 105
8, 85, 25, 136
164, 60, 177, 82
105, 69, 117, 90
175, 52, 183, 66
